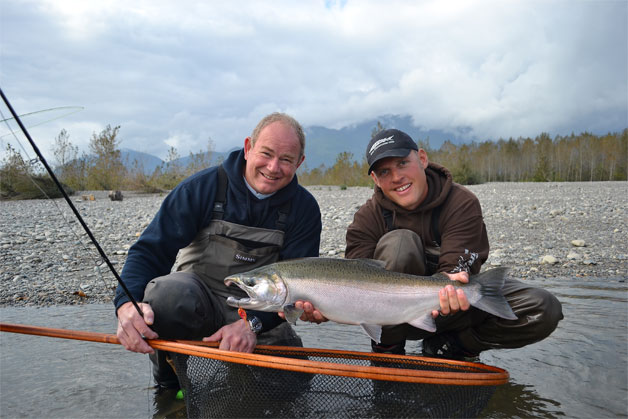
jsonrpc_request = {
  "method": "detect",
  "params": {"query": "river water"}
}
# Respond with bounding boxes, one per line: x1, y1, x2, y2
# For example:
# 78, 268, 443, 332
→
1, 276, 626, 418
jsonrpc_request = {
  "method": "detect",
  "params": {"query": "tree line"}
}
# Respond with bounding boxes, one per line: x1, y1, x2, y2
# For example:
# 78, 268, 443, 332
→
299, 128, 627, 186
0, 125, 217, 198
1, 124, 626, 199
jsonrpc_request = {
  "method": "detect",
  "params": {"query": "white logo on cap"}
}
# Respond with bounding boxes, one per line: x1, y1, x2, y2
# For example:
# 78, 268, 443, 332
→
369, 135, 395, 155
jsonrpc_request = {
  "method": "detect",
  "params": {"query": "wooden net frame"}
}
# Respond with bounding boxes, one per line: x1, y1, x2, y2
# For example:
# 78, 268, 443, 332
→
0, 322, 507, 385
2, 322, 509, 418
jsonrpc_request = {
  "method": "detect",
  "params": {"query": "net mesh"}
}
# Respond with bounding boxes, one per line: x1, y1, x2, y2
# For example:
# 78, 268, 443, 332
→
172, 346, 505, 418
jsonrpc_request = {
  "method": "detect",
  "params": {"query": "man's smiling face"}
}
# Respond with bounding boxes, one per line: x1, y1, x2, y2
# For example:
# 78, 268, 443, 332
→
370, 149, 429, 210
243, 121, 304, 195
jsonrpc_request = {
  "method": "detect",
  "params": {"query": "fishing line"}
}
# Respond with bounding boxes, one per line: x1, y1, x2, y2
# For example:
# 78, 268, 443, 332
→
0, 87, 144, 317
0, 106, 84, 139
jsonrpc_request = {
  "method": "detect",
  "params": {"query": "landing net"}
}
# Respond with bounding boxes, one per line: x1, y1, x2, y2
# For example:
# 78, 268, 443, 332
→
0, 323, 508, 418
172, 345, 508, 418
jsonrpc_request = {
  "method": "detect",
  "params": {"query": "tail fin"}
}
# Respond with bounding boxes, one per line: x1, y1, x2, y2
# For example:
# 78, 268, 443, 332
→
472, 267, 517, 320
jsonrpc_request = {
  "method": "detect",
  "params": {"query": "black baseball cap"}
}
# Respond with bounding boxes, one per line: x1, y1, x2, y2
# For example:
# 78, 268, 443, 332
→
366, 129, 418, 174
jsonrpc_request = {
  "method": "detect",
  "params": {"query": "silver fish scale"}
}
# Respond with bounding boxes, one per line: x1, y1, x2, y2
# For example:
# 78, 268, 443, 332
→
273, 258, 478, 326
275, 257, 457, 290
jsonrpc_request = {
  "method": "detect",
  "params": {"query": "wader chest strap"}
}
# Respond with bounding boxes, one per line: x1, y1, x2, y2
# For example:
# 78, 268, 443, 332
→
430, 205, 442, 247
276, 201, 290, 231
212, 165, 228, 220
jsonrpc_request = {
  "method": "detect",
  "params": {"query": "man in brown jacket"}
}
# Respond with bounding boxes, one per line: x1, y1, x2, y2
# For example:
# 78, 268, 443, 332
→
342, 128, 563, 359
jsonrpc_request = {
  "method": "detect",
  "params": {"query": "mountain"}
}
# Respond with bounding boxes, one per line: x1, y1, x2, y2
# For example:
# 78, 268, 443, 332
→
302, 115, 468, 169
120, 148, 236, 175
120, 115, 470, 173
171, 148, 238, 170
120, 148, 164, 174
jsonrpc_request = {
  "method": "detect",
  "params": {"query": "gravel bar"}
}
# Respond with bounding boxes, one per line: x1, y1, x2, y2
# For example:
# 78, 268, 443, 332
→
1, 182, 626, 307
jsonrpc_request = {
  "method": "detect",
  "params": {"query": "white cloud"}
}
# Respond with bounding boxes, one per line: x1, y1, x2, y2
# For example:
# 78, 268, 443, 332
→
1, 0, 626, 161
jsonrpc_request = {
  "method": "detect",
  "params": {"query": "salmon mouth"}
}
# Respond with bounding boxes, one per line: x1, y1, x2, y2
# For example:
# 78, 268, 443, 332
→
224, 276, 276, 310
224, 277, 256, 307
226, 295, 256, 308
223, 272, 288, 311
225, 279, 265, 309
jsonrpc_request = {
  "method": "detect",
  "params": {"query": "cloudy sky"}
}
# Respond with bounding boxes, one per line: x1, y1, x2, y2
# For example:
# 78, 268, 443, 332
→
1, 0, 626, 162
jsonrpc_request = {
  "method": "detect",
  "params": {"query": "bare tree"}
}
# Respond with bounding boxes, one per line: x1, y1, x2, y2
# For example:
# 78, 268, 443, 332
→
87, 125, 126, 190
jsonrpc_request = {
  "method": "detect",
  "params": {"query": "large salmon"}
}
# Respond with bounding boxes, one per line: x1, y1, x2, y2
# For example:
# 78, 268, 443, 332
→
224, 257, 516, 342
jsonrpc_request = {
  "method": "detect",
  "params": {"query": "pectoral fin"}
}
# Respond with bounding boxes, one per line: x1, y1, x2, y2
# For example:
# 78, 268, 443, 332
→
360, 324, 383, 343
408, 314, 437, 332
282, 304, 303, 325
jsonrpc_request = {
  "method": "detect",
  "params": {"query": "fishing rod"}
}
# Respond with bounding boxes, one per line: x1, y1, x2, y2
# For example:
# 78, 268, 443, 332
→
0, 87, 144, 317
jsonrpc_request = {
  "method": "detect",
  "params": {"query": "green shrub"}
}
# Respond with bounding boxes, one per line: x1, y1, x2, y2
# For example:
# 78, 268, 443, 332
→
0, 172, 73, 200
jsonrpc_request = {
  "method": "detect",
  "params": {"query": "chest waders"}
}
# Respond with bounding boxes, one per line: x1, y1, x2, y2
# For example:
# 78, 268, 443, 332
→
382, 204, 442, 275
149, 167, 304, 389
372, 200, 445, 354
176, 219, 285, 324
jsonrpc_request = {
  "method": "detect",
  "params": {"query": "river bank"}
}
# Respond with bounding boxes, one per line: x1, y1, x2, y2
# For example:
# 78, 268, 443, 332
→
0, 181, 626, 306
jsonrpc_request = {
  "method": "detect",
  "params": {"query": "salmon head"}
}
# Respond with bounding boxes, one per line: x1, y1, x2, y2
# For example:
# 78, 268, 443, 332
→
224, 265, 287, 311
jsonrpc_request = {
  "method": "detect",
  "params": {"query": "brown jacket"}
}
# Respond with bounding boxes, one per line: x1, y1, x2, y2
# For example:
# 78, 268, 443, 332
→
345, 162, 489, 274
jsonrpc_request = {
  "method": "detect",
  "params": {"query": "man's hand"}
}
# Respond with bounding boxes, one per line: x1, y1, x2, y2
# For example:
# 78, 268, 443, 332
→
116, 301, 158, 354
431, 272, 471, 318
278, 301, 329, 324
203, 319, 257, 353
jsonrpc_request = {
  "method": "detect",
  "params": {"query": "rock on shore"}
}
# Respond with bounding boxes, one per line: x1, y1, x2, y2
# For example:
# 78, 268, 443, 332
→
1, 182, 626, 306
